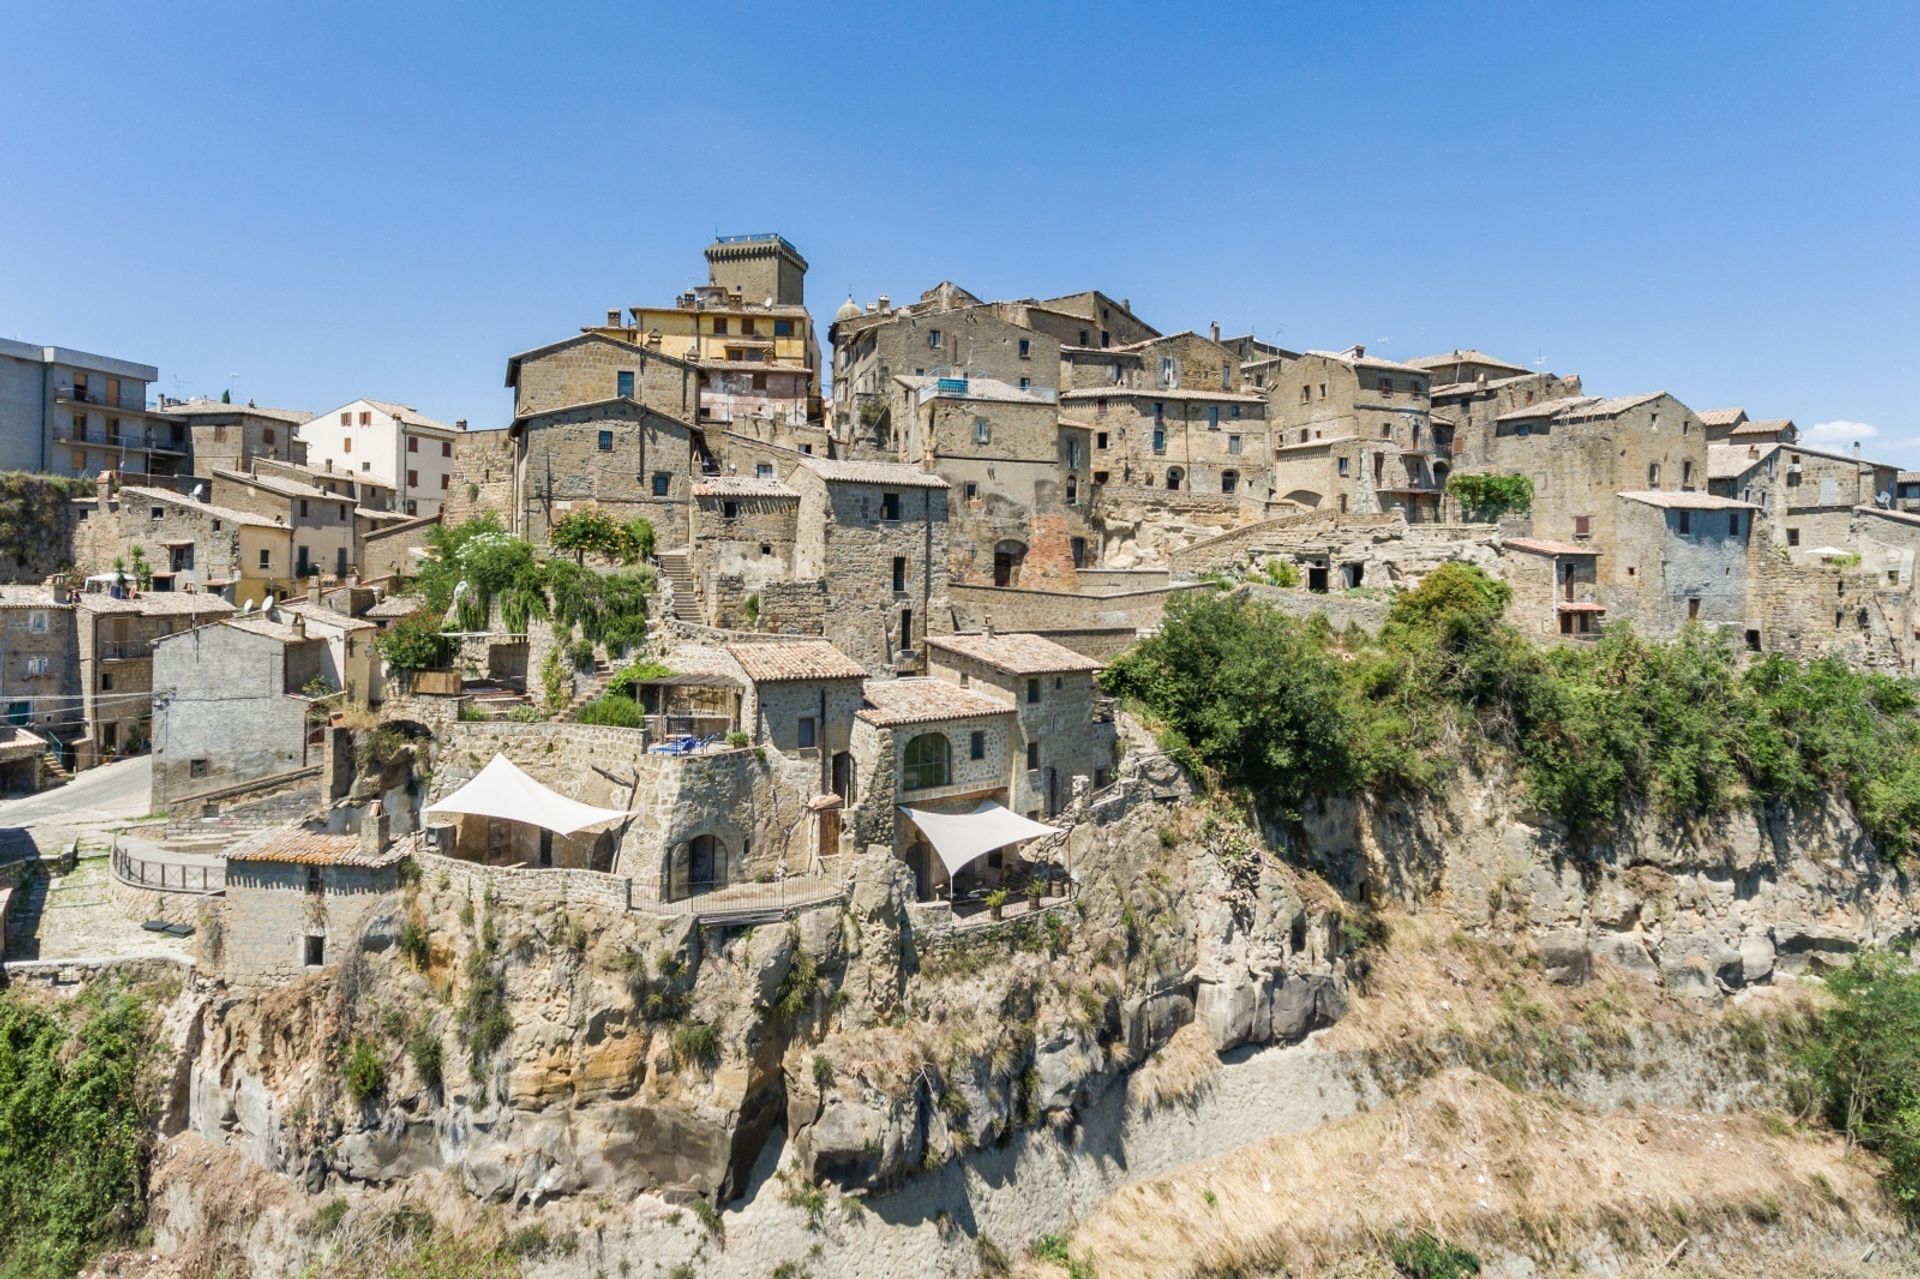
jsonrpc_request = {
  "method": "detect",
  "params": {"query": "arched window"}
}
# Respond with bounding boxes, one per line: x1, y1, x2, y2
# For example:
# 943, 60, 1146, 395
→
1166, 467, 1184, 490
902, 733, 951, 790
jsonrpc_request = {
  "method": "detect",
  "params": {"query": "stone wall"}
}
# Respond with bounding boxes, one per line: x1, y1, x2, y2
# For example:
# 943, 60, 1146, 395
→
152, 624, 313, 813
947, 581, 1204, 635
518, 404, 696, 551
222, 860, 399, 983
511, 334, 700, 421
1091, 483, 1255, 567
0, 473, 89, 584
443, 429, 516, 529
360, 516, 439, 581
1238, 582, 1392, 635
791, 468, 951, 673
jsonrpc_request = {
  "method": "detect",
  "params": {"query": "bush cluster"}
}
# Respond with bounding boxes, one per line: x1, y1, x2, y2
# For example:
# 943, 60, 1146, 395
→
1103, 562, 1920, 853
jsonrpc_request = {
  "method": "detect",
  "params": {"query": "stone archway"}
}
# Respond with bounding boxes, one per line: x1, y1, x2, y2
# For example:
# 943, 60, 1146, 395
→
993, 540, 1027, 587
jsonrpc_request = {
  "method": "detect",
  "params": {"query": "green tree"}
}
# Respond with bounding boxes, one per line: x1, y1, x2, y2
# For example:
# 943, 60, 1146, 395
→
1802, 949, 1920, 1215
1446, 472, 1534, 521
376, 610, 451, 672
549, 508, 630, 565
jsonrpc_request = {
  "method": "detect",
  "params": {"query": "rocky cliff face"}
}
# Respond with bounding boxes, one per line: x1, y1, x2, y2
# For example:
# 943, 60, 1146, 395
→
154, 740, 1920, 1276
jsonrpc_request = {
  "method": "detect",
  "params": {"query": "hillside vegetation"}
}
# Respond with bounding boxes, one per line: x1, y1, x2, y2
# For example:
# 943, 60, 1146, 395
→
1103, 564, 1920, 854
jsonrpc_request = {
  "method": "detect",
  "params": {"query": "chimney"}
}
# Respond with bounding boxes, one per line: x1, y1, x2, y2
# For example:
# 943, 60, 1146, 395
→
1352, 344, 1366, 359
1121, 299, 1130, 313
1476, 371, 1488, 388
606, 309, 620, 327
1209, 321, 1220, 342
877, 293, 891, 313
291, 612, 307, 638
307, 579, 321, 606
454, 419, 467, 431
358, 807, 390, 857
984, 615, 995, 638
1854, 441, 1863, 458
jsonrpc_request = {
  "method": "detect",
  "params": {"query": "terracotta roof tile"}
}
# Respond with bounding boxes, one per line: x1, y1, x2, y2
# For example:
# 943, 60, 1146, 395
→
797, 457, 948, 489
224, 824, 402, 868
1502, 538, 1600, 557
1617, 490, 1759, 511
1698, 407, 1749, 428
74, 590, 237, 617
926, 632, 1103, 675
726, 639, 867, 682
857, 677, 1015, 727
694, 476, 799, 498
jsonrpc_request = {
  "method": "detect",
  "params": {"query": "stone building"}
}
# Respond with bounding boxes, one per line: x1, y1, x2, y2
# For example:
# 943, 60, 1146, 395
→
253, 456, 396, 513
71, 483, 293, 605
1498, 537, 1605, 642
894, 375, 1090, 589
789, 457, 951, 674
72, 585, 234, 766
1424, 367, 1584, 473
1265, 347, 1440, 519
150, 615, 331, 815
844, 676, 1018, 900
688, 477, 802, 629
924, 630, 1115, 819
218, 823, 405, 983
724, 638, 868, 855
443, 427, 517, 528
210, 467, 357, 583
1484, 392, 1708, 558
0, 584, 76, 747
1065, 386, 1268, 497
1405, 349, 1534, 387
155, 398, 309, 476
509, 399, 704, 551
504, 331, 702, 422
1708, 439, 1897, 553
1609, 491, 1757, 635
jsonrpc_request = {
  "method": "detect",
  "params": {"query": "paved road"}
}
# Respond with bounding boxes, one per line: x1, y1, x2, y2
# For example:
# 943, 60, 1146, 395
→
0, 755, 151, 833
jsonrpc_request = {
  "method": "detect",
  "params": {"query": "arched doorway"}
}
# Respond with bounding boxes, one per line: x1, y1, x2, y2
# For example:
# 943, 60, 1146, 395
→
686, 834, 728, 896
993, 541, 1027, 587
1166, 467, 1184, 490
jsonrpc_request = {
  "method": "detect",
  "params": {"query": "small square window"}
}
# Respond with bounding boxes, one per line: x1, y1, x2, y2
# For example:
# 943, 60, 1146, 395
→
1017, 338, 1031, 359
880, 492, 901, 520
722, 500, 739, 519
150, 506, 163, 520
756, 462, 774, 479
652, 473, 671, 497
774, 319, 793, 337
189, 758, 209, 779
616, 370, 635, 398
597, 429, 614, 451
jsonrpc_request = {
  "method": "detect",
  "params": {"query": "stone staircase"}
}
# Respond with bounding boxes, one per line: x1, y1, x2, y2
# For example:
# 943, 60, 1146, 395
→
40, 753, 72, 787
560, 659, 618, 720
657, 549, 700, 622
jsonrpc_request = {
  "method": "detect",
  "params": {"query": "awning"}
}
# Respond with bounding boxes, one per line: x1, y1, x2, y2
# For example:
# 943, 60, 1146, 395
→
898, 800, 1061, 879
425, 754, 631, 836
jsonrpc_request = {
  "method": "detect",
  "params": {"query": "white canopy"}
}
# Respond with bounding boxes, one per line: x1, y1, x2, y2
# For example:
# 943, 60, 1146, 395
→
425, 754, 631, 836
898, 800, 1061, 879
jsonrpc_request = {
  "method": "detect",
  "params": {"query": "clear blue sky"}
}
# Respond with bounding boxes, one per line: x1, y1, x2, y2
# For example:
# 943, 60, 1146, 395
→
4, 2, 1917, 460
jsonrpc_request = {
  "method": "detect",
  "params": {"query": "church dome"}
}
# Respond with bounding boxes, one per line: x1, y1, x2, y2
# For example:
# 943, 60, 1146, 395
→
834, 295, 862, 323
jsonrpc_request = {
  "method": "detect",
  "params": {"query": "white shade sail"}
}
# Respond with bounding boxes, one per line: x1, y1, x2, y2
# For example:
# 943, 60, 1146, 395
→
425, 754, 631, 836
898, 800, 1061, 878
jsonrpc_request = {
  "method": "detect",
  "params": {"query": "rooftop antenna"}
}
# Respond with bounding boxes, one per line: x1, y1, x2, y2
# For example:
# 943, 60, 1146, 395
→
1533, 350, 1548, 369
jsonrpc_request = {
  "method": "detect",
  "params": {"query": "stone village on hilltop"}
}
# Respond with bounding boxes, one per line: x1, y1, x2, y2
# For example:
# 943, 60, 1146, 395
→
5, 232, 1920, 982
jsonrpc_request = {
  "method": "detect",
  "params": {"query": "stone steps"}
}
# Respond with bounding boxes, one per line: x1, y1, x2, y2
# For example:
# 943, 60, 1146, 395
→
657, 550, 700, 622
559, 660, 618, 721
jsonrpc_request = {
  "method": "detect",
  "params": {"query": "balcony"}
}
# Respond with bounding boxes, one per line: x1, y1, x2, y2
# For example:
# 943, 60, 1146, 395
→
98, 638, 155, 661
56, 427, 182, 454
55, 387, 147, 413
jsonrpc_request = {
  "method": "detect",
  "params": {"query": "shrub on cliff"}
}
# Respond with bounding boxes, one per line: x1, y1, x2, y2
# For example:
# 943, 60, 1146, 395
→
0, 986, 154, 1279
1801, 949, 1920, 1216
576, 694, 645, 728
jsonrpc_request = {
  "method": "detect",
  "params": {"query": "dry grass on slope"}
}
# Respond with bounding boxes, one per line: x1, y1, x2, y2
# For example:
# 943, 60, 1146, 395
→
1041, 1067, 1895, 1279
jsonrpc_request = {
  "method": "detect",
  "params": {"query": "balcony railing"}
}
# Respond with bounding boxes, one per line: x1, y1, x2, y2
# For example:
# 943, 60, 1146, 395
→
57, 428, 185, 453
98, 638, 155, 660
55, 387, 144, 411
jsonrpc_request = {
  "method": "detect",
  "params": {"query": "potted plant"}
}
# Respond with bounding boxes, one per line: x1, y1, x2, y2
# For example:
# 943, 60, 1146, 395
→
984, 887, 1008, 921
1027, 877, 1044, 909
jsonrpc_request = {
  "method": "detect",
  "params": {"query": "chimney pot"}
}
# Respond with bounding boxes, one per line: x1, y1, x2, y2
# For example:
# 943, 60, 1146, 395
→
1210, 321, 1220, 342
292, 613, 306, 638
984, 615, 995, 638
607, 309, 620, 326
358, 808, 390, 855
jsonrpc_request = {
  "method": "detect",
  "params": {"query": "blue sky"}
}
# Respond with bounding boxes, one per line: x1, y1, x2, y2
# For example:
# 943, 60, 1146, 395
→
3, 2, 1918, 460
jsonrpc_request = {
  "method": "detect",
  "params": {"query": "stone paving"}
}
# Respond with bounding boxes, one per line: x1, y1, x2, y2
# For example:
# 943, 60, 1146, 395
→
4, 855, 192, 964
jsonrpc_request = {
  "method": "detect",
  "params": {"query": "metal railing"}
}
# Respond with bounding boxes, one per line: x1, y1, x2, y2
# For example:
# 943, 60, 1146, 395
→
632, 876, 844, 922
98, 638, 154, 660
111, 842, 224, 894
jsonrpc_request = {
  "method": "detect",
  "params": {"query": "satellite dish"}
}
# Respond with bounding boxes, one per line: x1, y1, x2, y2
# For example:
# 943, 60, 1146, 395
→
190, 483, 205, 502
239, 599, 254, 615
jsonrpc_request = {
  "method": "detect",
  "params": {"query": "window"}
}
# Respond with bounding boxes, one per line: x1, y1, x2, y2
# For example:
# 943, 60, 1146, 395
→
407, 436, 419, 453
902, 733, 950, 790
1228, 434, 1242, 455
1207, 406, 1220, 429
1381, 378, 1394, 398
756, 462, 774, 479
342, 437, 352, 454
740, 317, 757, 337
969, 730, 986, 760
1026, 741, 1040, 770
722, 500, 739, 518
1647, 462, 1660, 487
359, 411, 371, 425
964, 481, 979, 503
1787, 527, 1801, 546
1096, 431, 1108, 450
774, 319, 793, 337
1682, 460, 1695, 487
1018, 338, 1031, 359
1688, 597, 1701, 620
407, 469, 419, 487
1152, 427, 1166, 455
1027, 677, 1040, 704
892, 556, 907, 592
189, 758, 209, 780
100, 672, 113, 691
1071, 536, 1087, 568
70, 450, 85, 470
1161, 357, 1175, 385
441, 439, 452, 458
1066, 439, 1081, 469
440, 474, 449, 489
339, 504, 349, 520
1066, 475, 1078, 505
406, 499, 416, 515
652, 473, 671, 497
1300, 385, 1311, 404
148, 505, 164, 520
797, 716, 817, 749
1678, 510, 1691, 535
1338, 457, 1350, 477
975, 419, 990, 444
339, 411, 350, 426
263, 427, 275, 445
1319, 383, 1328, 399
881, 491, 901, 520
259, 547, 272, 569
712, 318, 728, 335
1153, 401, 1165, 422
760, 543, 773, 556
1019, 377, 1031, 391
1729, 512, 1741, 535
899, 608, 912, 650
620, 370, 639, 399
1573, 515, 1592, 538
27, 609, 46, 634
1222, 470, 1239, 494
299, 499, 309, 517
1078, 329, 1090, 346
305, 935, 326, 967
25, 656, 47, 677
1100, 329, 1110, 348
928, 329, 942, 350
